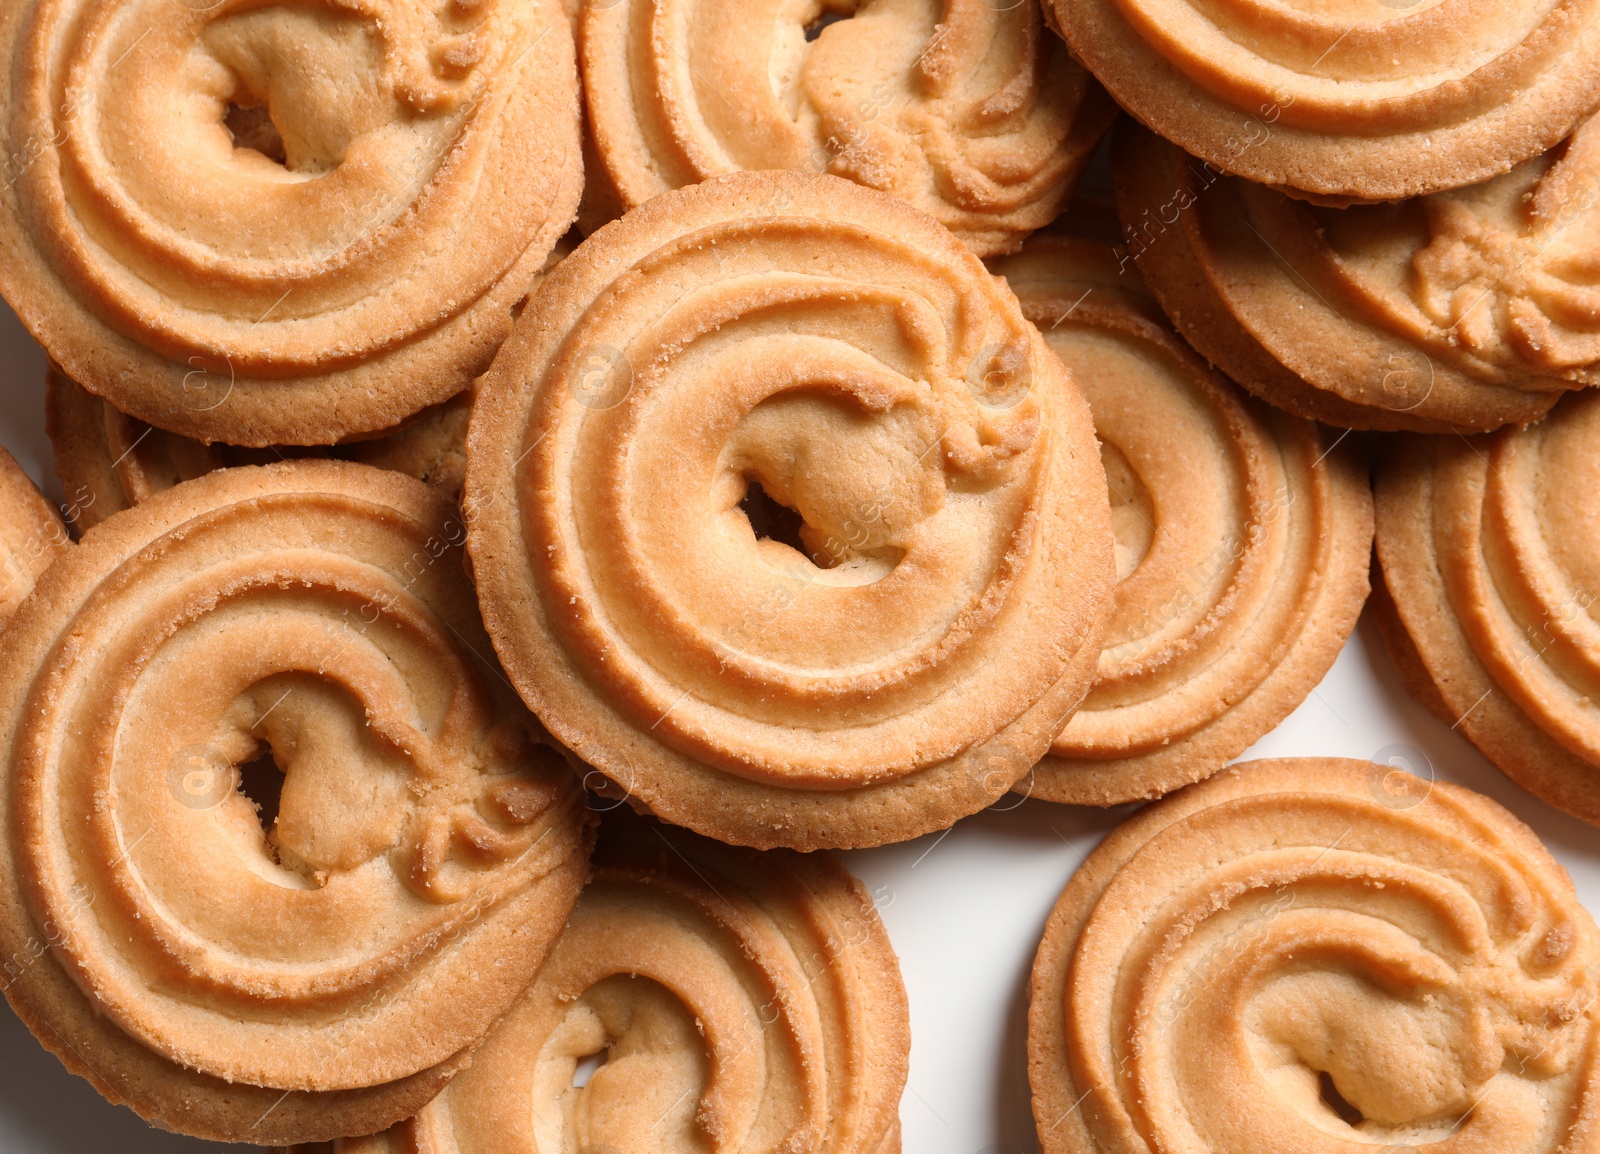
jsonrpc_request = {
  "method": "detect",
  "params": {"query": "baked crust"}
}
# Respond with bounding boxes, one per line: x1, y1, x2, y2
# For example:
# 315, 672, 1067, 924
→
1030, 757, 1600, 1153
348, 813, 909, 1154
1375, 399, 1600, 827
0, 447, 69, 627
47, 363, 472, 530
992, 228, 1372, 805
578, 0, 1115, 256
1048, 0, 1600, 201
466, 170, 1115, 850
1111, 120, 1595, 434
0, 460, 592, 1143
0, 0, 582, 446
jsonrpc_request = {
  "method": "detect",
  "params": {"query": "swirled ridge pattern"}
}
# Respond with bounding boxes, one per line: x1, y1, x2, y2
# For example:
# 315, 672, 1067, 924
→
467, 171, 1114, 850
1376, 390, 1600, 827
0, 0, 581, 445
1319, 116, 1600, 384
0, 461, 591, 1143
580, 0, 1115, 256
1109, 122, 1582, 433
336, 815, 908, 1154
1049, 0, 1600, 199
1030, 758, 1600, 1154
991, 229, 1372, 805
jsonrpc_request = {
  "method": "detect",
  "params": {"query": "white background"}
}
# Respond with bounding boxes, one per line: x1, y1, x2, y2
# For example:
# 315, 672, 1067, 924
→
0, 300, 1596, 1153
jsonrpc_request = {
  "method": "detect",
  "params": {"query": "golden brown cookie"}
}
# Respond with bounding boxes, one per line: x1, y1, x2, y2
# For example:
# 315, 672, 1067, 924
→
1030, 757, 1600, 1154
47, 366, 472, 530
0, 0, 581, 447
466, 170, 1115, 851
990, 228, 1372, 806
44, 238, 573, 526
1111, 119, 1598, 433
0, 447, 69, 627
0, 461, 592, 1144
1375, 392, 1600, 827
1047, 0, 1600, 201
310, 813, 908, 1154
578, 0, 1115, 256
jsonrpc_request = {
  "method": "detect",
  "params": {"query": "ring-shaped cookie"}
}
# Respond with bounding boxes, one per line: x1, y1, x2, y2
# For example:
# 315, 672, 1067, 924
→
991, 227, 1372, 805
1376, 391, 1600, 827
337, 814, 909, 1154
0, 0, 582, 446
579, 0, 1115, 256
1030, 757, 1600, 1153
1048, 0, 1600, 201
0, 460, 592, 1143
1110, 119, 1599, 433
466, 171, 1114, 850
46, 365, 475, 528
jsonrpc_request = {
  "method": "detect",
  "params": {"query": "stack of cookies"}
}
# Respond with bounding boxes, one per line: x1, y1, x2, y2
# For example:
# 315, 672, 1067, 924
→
0, 0, 1594, 1150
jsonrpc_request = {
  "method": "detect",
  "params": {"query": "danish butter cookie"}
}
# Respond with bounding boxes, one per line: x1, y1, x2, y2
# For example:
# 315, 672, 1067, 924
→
1112, 119, 1600, 433
991, 228, 1372, 805
44, 239, 576, 522
0, 448, 69, 628
300, 814, 909, 1154
1047, 0, 1600, 201
1030, 757, 1600, 1154
47, 366, 474, 530
0, 0, 582, 446
466, 171, 1115, 850
578, 0, 1115, 256
0, 461, 592, 1143
1376, 392, 1600, 826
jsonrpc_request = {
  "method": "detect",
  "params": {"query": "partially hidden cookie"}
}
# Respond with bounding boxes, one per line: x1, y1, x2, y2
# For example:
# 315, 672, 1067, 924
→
990, 225, 1372, 806
0, 461, 592, 1144
47, 366, 473, 530
1047, 0, 1600, 201
0, 0, 582, 446
1111, 118, 1599, 433
1375, 391, 1600, 827
294, 813, 909, 1154
578, 0, 1115, 256
0, 447, 69, 627
47, 227, 577, 520
1030, 757, 1600, 1154
467, 171, 1115, 850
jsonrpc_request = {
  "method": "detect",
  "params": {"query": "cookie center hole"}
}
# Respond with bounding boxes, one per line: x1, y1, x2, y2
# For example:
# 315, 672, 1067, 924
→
1100, 439, 1155, 582
740, 478, 838, 570
237, 749, 284, 841
572, 1051, 605, 1088
224, 101, 287, 166
1319, 1071, 1366, 1128
804, 9, 850, 40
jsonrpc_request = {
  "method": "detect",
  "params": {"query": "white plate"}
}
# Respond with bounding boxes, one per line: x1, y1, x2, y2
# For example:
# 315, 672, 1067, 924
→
0, 300, 1595, 1154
